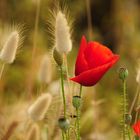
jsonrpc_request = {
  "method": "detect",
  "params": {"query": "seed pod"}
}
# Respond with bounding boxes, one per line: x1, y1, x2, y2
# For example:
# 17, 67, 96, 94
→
53, 48, 63, 66
118, 67, 128, 81
0, 31, 19, 63
27, 93, 52, 121
58, 118, 70, 132
72, 96, 81, 109
125, 113, 132, 125
55, 11, 72, 54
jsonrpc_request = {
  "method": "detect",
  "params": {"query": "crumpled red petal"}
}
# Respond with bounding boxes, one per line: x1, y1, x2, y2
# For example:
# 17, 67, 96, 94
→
84, 42, 114, 69
70, 55, 119, 86
132, 120, 140, 136
75, 36, 89, 76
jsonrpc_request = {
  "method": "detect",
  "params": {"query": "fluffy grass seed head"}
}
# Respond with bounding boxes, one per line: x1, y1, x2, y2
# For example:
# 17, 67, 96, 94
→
38, 55, 52, 84
55, 11, 72, 54
0, 24, 24, 64
26, 124, 40, 140
27, 93, 52, 121
136, 60, 140, 83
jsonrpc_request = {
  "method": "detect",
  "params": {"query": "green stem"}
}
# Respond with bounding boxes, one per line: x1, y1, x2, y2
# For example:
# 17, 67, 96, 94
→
123, 80, 127, 140
76, 85, 82, 140
79, 85, 82, 97
76, 108, 80, 140
60, 66, 66, 118
62, 131, 65, 140
127, 125, 131, 140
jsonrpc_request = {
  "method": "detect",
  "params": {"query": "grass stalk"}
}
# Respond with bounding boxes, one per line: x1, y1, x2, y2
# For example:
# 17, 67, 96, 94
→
0, 63, 5, 80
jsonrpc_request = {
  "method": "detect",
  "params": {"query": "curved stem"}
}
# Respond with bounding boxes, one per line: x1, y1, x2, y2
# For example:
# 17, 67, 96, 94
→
26, 0, 41, 99
0, 63, 5, 80
32, 0, 41, 60
86, 0, 93, 40
60, 66, 66, 118
129, 85, 140, 114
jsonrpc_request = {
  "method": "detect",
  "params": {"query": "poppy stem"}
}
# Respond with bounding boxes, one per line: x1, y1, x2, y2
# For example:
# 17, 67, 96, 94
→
123, 80, 127, 140
76, 85, 82, 140
79, 85, 82, 97
60, 66, 66, 118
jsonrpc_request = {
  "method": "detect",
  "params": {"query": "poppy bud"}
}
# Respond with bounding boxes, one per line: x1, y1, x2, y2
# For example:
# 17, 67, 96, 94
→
58, 118, 70, 132
72, 96, 81, 109
53, 48, 63, 66
125, 113, 132, 124
118, 67, 128, 81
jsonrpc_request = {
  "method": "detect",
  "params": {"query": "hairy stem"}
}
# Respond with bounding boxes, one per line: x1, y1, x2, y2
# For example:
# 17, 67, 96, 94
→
76, 85, 82, 140
60, 66, 66, 118
123, 80, 127, 140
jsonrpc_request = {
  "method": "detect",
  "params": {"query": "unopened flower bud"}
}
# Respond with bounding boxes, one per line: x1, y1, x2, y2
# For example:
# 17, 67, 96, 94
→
118, 67, 128, 81
53, 48, 63, 66
58, 118, 70, 132
72, 96, 81, 109
125, 113, 132, 124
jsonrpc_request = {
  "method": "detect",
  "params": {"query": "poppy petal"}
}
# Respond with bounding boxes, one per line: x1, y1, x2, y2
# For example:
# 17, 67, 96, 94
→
132, 120, 140, 136
70, 55, 119, 86
75, 36, 89, 76
84, 42, 114, 69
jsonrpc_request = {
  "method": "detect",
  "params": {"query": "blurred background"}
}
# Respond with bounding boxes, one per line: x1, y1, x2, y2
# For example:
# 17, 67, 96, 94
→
0, 0, 140, 140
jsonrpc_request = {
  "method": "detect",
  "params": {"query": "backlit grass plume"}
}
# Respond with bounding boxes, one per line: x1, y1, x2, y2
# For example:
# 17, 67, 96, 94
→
26, 124, 40, 140
38, 55, 52, 84
0, 24, 24, 79
55, 11, 72, 54
0, 24, 24, 64
0, 31, 19, 64
27, 93, 52, 121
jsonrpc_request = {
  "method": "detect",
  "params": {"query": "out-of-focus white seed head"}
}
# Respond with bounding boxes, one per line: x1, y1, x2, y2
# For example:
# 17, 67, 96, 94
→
27, 93, 52, 121
0, 31, 19, 64
55, 11, 72, 54
136, 70, 140, 83
38, 55, 52, 84
26, 124, 40, 140
136, 60, 140, 83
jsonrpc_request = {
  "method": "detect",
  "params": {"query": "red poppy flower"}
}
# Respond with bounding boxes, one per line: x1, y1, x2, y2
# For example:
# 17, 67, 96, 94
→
70, 36, 119, 86
132, 120, 140, 136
